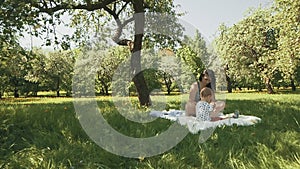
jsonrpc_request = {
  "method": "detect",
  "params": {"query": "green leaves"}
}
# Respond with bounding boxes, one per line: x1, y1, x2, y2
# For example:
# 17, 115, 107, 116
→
272, 0, 300, 83
216, 2, 300, 91
177, 30, 207, 79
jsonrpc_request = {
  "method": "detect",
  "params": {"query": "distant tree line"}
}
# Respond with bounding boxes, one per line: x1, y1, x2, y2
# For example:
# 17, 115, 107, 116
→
1, 0, 299, 99
215, 0, 300, 93
0, 32, 210, 98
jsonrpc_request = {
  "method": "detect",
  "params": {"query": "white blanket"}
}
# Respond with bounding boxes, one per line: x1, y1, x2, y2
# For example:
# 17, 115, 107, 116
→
149, 110, 261, 134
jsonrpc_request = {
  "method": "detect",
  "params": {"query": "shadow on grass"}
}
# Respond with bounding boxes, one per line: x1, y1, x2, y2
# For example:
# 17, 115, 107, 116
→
0, 97, 299, 168
169, 98, 300, 168
230, 87, 300, 95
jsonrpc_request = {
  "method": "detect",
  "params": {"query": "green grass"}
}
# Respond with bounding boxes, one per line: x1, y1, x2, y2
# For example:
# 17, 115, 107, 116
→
0, 92, 299, 169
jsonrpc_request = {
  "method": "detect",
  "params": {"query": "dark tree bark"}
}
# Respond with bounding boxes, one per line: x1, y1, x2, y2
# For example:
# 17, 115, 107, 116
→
14, 88, 19, 98
56, 77, 60, 97
265, 77, 274, 94
291, 79, 296, 91
30, 0, 151, 105
130, 1, 151, 106
163, 73, 172, 95
226, 76, 232, 93
225, 65, 232, 93
102, 0, 151, 105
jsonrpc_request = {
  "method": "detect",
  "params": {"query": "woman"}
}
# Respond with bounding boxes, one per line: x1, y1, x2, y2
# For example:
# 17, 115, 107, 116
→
185, 69, 225, 117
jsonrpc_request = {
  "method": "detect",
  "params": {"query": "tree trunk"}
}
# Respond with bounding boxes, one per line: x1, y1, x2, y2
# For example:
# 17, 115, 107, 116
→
56, 77, 60, 97
167, 82, 171, 95
105, 85, 109, 96
227, 81, 232, 93
14, 88, 19, 98
33, 83, 39, 96
265, 77, 274, 94
291, 79, 296, 91
163, 73, 172, 95
131, 38, 151, 105
132, 72, 151, 106
225, 65, 232, 93
131, 2, 151, 106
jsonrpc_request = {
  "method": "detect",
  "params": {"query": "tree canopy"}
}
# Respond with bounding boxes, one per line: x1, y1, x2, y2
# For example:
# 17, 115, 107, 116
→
1, 0, 299, 99
216, 0, 300, 93
1, 0, 184, 105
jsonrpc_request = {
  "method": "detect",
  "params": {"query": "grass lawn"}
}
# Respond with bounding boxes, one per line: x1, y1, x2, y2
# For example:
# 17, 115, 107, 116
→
0, 91, 299, 169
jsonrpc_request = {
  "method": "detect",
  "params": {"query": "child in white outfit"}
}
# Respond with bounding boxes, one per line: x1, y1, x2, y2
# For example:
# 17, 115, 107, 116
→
196, 87, 217, 121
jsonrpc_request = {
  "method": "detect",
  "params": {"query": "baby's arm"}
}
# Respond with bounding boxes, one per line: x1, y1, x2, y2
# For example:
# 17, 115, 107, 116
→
209, 103, 223, 121
209, 102, 219, 117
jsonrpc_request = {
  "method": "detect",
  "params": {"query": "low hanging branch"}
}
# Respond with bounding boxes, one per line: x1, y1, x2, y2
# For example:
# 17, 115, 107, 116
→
31, 0, 115, 14
25, 0, 151, 105
103, 5, 135, 50
31, 0, 135, 50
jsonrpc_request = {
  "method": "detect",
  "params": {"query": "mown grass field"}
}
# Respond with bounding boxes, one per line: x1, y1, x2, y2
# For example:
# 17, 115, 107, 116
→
0, 91, 299, 169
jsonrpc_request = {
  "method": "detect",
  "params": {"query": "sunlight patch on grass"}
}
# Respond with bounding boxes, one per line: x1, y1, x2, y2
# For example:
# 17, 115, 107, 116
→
0, 92, 299, 168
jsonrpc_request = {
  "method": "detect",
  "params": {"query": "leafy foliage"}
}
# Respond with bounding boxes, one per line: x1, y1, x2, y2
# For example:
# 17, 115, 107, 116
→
0, 0, 184, 105
177, 30, 208, 79
272, 0, 300, 85
216, 1, 300, 92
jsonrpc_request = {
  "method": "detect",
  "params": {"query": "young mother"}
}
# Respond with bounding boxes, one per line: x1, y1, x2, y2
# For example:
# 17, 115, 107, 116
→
185, 69, 225, 119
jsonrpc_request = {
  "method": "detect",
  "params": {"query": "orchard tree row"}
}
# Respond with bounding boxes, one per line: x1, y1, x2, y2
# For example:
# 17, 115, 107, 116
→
1, 0, 210, 99
215, 0, 300, 93
1, 0, 298, 102
0, 0, 191, 105
0, 43, 75, 98
0, 31, 210, 98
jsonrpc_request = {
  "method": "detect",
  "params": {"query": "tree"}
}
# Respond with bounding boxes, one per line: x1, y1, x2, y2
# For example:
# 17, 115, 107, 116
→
157, 49, 181, 95
216, 8, 278, 93
0, 40, 31, 97
96, 46, 129, 95
184, 30, 210, 67
273, 0, 300, 91
44, 50, 75, 96
0, 0, 181, 105
216, 1, 300, 92
24, 49, 49, 96
177, 45, 205, 79
0, 1, 38, 45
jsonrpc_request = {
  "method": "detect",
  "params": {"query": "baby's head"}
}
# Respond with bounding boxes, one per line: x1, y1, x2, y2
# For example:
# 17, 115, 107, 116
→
200, 87, 213, 103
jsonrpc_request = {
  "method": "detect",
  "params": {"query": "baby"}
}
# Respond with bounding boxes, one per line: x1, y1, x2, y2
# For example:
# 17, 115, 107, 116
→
196, 87, 220, 121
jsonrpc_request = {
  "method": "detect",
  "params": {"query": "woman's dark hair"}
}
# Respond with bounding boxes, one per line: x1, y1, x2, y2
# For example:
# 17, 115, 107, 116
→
199, 70, 212, 89
199, 70, 207, 81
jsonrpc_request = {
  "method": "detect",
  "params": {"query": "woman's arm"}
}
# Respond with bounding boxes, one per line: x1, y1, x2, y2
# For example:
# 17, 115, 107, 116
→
210, 90, 216, 102
188, 82, 198, 102
185, 82, 198, 116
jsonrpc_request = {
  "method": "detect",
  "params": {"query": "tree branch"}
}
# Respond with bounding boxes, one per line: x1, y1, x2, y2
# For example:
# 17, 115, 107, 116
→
40, 0, 47, 9
113, 1, 117, 13
32, 0, 135, 49
117, 1, 130, 16
103, 5, 134, 48
31, 0, 116, 14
